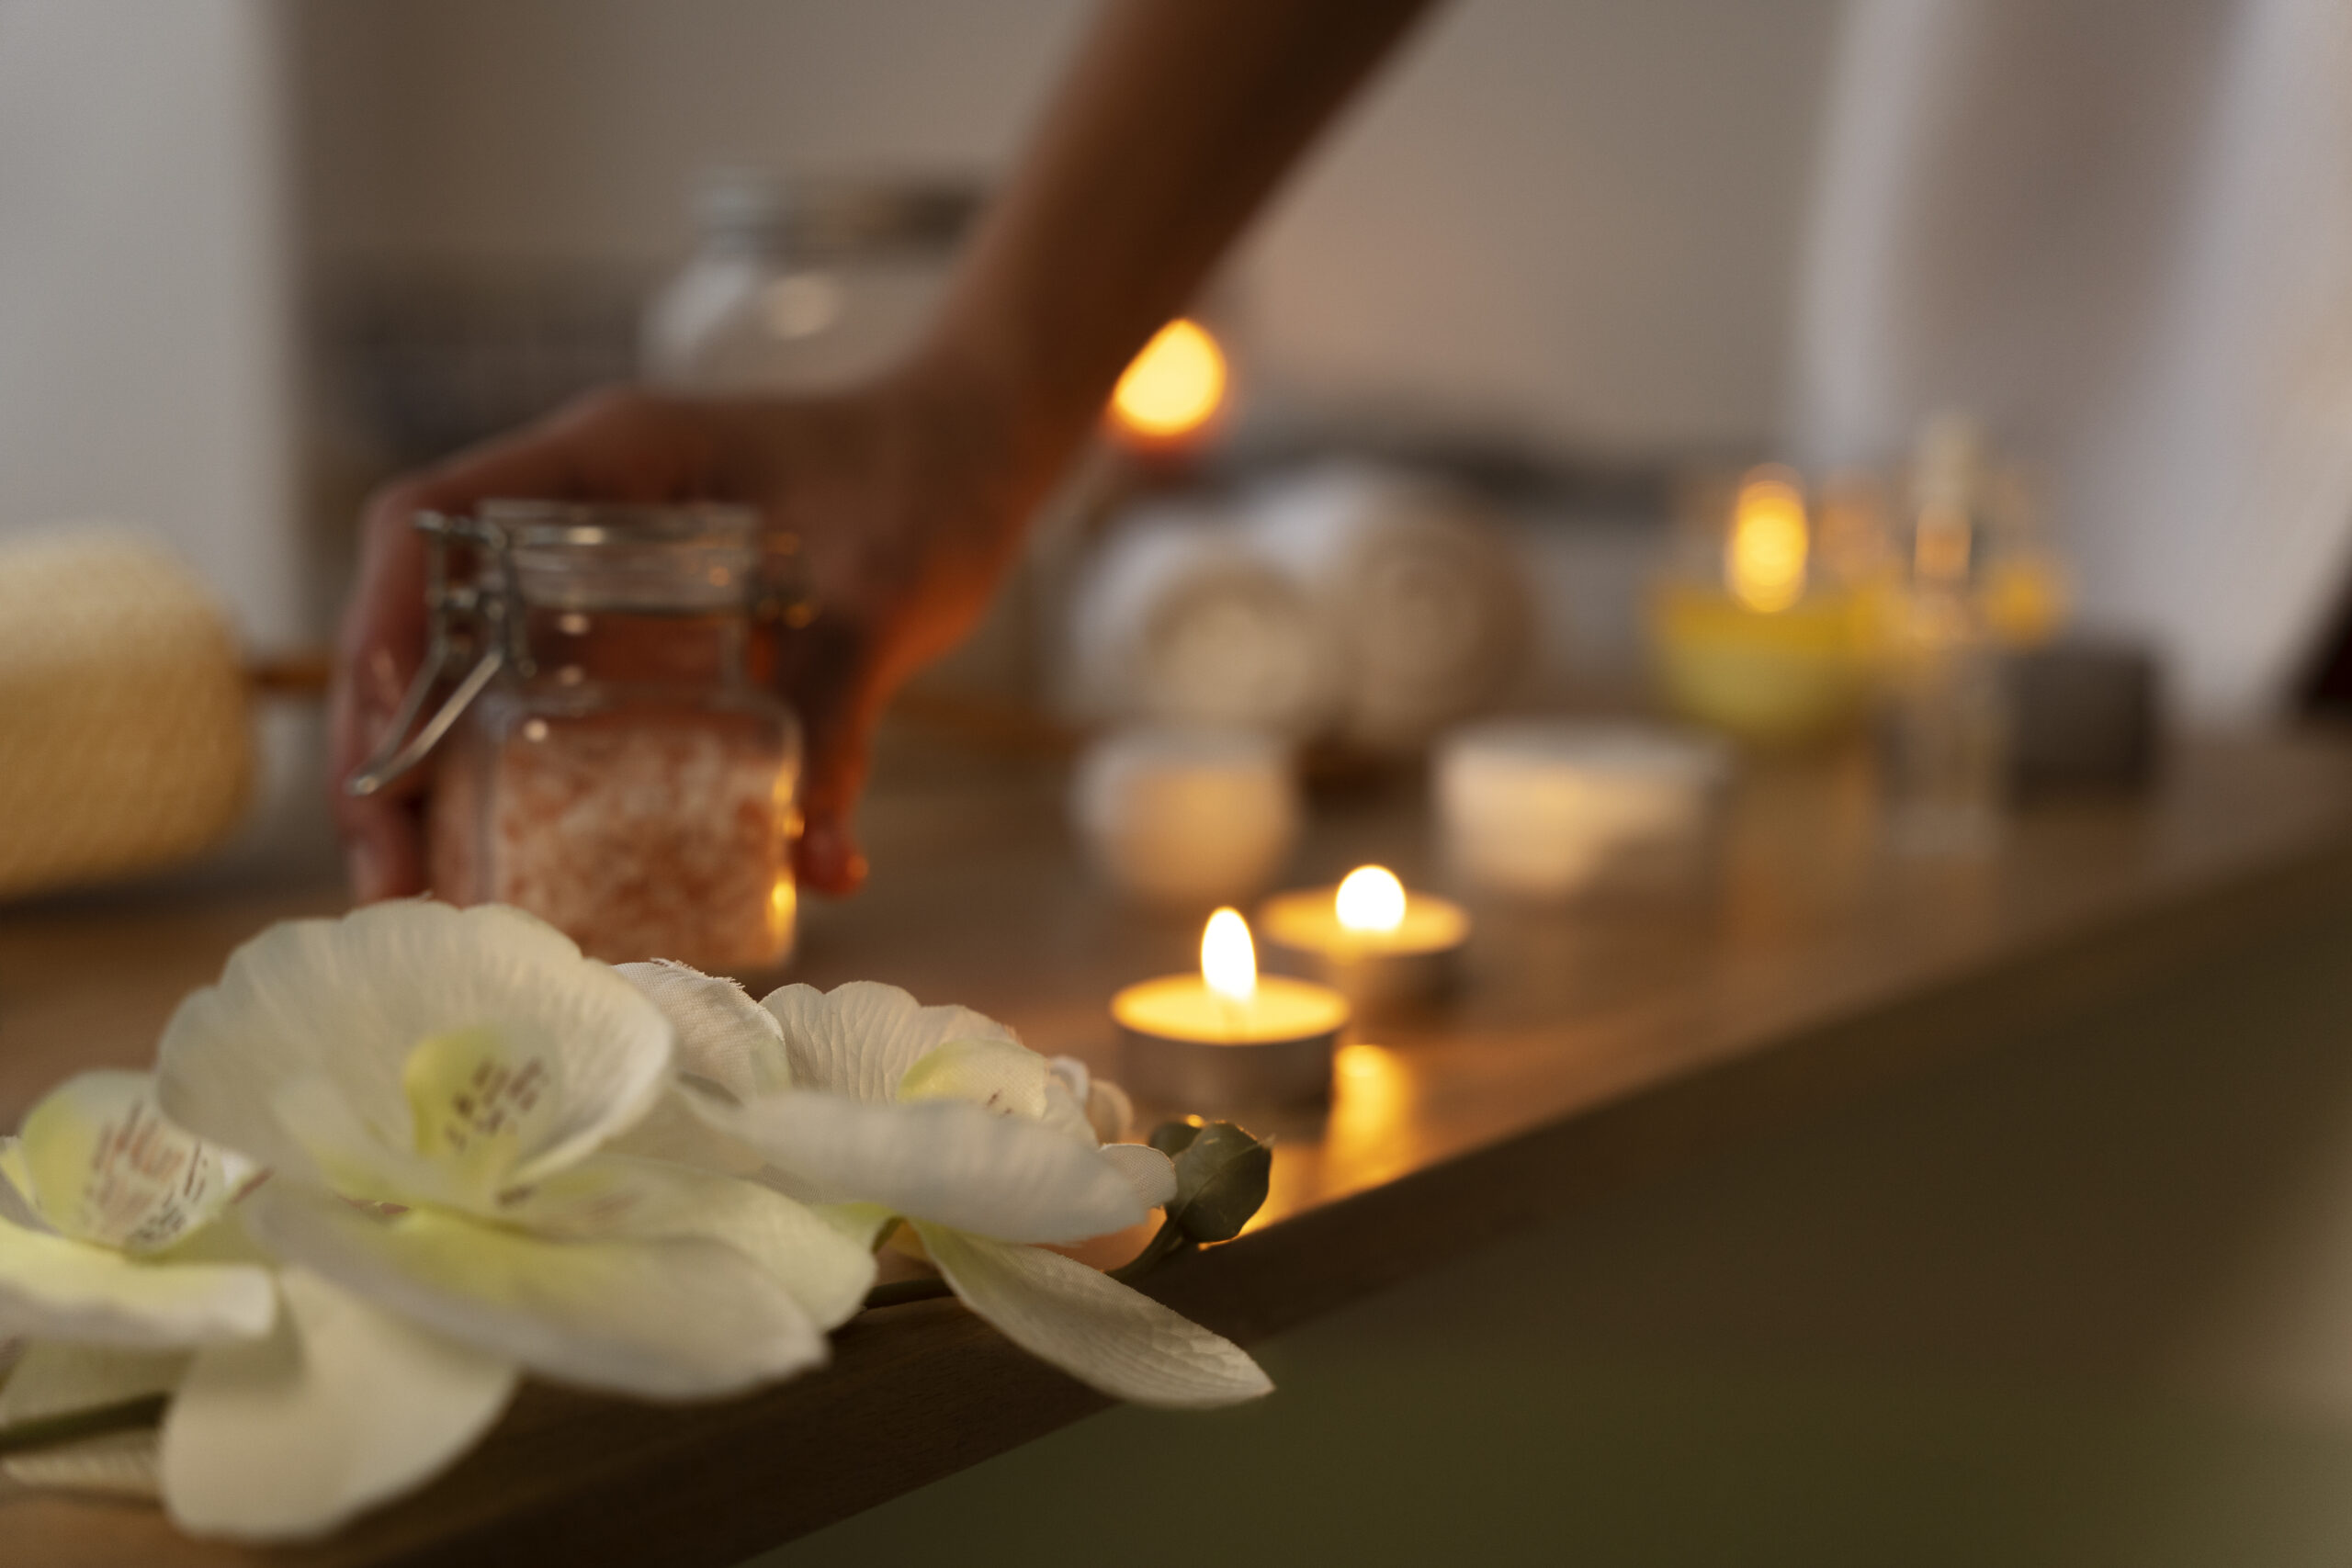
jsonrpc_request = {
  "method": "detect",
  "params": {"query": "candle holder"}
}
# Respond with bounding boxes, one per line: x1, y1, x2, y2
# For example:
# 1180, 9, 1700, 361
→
1114, 908, 1349, 1110
1259, 866, 1468, 1013
1648, 465, 1878, 745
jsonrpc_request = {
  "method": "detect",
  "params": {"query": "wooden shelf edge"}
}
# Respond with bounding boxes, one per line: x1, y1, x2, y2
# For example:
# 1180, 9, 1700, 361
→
13, 807, 2352, 1568
306, 823, 2352, 1568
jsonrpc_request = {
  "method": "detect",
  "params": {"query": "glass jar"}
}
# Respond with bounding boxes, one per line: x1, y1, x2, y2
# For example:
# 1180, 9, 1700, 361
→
640, 168, 981, 394
350, 502, 801, 976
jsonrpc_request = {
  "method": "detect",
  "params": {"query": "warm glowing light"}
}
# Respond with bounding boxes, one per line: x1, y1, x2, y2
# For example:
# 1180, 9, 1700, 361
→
1334, 865, 1407, 933
1915, 503, 1973, 585
1201, 907, 1257, 1002
1726, 468, 1809, 614
1984, 553, 2068, 645
1111, 319, 1227, 440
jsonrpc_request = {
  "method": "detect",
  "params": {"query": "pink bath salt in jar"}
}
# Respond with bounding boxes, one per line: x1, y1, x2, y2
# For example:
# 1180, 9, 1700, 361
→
396, 501, 800, 976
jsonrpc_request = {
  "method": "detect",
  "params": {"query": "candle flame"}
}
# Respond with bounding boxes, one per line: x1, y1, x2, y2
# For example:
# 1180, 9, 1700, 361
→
1334, 865, 1407, 933
1110, 318, 1227, 441
1726, 466, 1809, 614
1201, 907, 1257, 1002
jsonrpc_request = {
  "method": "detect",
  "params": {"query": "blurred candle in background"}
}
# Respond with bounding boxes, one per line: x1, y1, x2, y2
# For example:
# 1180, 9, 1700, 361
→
1336, 865, 1407, 931
1261, 864, 1469, 1012
1107, 317, 1228, 453
1650, 466, 1876, 744
1725, 466, 1810, 613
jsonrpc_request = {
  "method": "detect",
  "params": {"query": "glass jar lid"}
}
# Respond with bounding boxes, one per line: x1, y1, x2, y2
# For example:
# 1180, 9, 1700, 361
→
692, 167, 983, 259
480, 500, 764, 614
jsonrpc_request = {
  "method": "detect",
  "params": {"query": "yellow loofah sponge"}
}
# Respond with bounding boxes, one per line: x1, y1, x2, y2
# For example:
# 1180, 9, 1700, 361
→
0, 528, 253, 900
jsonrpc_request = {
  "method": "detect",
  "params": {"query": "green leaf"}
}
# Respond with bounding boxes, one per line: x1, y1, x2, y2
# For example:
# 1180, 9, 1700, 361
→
1159, 1121, 1272, 1246
1148, 1119, 1204, 1159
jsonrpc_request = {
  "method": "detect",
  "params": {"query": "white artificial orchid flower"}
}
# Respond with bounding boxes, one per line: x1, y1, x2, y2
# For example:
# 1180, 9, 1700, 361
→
150, 901, 876, 1540
0, 1070, 275, 1502
1045, 1055, 1135, 1145
0, 1070, 270, 1350
618, 966, 1271, 1409
0, 1073, 479, 1538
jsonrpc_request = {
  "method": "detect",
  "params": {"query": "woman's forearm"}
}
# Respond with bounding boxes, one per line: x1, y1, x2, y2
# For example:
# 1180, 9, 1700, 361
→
917, 0, 1439, 487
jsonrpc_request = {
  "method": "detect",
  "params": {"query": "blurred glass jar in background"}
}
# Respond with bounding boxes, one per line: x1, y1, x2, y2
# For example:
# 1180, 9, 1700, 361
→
380, 502, 801, 976
1876, 417, 2022, 856
641, 168, 982, 393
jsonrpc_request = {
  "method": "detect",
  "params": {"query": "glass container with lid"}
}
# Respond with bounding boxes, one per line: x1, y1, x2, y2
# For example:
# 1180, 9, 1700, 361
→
348, 502, 802, 976
641, 168, 981, 394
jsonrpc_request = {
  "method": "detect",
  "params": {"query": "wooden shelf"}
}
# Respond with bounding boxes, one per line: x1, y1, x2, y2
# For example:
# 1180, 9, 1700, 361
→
8, 732, 2352, 1566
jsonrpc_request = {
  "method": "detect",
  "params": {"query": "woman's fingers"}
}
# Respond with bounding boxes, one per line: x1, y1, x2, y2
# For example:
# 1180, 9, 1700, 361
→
772, 614, 884, 897
327, 389, 717, 902
330, 478, 437, 900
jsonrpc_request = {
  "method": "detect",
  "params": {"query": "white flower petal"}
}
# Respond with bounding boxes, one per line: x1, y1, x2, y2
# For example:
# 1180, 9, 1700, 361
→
161, 1269, 517, 1541
760, 982, 1017, 1104
1047, 1057, 1135, 1143
603, 1084, 768, 1176
16, 1072, 241, 1253
243, 1182, 826, 1400
1039, 1066, 1094, 1144
688, 1090, 1150, 1245
0, 1137, 45, 1234
617, 961, 791, 1099
0, 1339, 186, 1498
156, 901, 672, 1191
1087, 1078, 1136, 1145
812, 1201, 898, 1252
1098, 1143, 1178, 1211
0, 1220, 274, 1348
262, 1072, 459, 1211
915, 1225, 1271, 1408
511, 1155, 876, 1330
897, 1037, 1052, 1118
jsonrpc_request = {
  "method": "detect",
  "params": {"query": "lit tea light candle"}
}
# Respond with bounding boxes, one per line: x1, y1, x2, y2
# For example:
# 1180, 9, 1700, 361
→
1259, 865, 1469, 1011
1114, 908, 1350, 1109
1649, 466, 1875, 745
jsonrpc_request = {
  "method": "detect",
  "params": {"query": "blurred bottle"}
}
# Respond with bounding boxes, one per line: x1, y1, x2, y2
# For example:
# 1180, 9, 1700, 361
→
642, 169, 981, 393
1976, 462, 2070, 649
1880, 413, 2011, 855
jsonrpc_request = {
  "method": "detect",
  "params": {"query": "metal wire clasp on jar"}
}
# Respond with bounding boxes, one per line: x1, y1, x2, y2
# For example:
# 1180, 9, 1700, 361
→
347, 501, 804, 976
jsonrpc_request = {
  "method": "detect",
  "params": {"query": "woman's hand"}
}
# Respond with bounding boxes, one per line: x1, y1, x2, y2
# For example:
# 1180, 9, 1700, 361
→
329, 365, 1043, 904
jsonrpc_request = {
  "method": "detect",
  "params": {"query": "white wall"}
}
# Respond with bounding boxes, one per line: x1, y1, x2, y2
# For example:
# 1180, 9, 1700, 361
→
1238, 0, 1841, 456
0, 0, 304, 644
297, 0, 1842, 462
1791, 0, 2352, 715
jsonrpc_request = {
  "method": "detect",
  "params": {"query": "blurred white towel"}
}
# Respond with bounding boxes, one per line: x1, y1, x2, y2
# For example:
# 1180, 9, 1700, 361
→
1244, 465, 1529, 751
1063, 502, 1333, 736
1793, 0, 2352, 716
